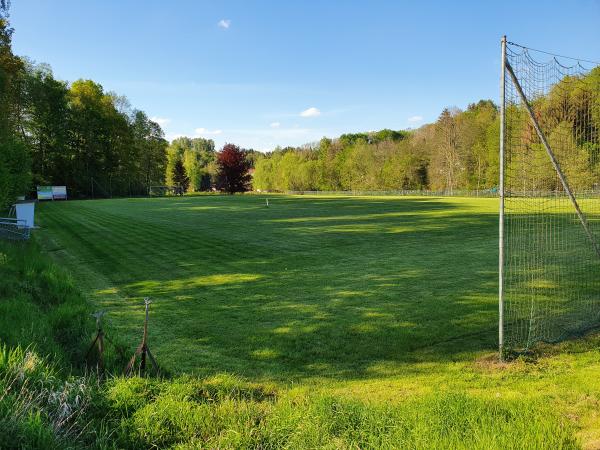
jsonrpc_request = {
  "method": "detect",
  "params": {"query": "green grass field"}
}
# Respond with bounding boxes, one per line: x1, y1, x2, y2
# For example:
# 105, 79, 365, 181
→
38, 195, 499, 380
33, 194, 600, 447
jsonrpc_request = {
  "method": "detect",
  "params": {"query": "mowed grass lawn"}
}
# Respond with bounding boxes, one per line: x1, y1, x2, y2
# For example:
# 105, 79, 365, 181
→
36, 194, 600, 444
38, 195, 498, 378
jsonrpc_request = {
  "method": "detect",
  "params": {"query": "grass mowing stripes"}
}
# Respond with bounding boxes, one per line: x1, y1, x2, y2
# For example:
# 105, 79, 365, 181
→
31, 194, 600, 446
37, 195, 500, 380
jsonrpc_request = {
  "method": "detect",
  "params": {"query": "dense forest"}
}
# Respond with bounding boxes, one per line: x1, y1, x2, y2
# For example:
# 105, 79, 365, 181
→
0, 4, 167, 209
253, 104, 499, 193
0, 2, 27, 208
504, 68, 600, 193
0, 4, 260, 208
166, 137, 217, 192
253, 68, 600, 194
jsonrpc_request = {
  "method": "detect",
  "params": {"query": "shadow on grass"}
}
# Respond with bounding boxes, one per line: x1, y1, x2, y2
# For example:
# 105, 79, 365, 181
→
40, 196, 502, 381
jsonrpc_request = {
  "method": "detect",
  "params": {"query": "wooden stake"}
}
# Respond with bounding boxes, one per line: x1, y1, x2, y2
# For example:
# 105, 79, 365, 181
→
85, 310, 106, 375
125, 298, 159, 376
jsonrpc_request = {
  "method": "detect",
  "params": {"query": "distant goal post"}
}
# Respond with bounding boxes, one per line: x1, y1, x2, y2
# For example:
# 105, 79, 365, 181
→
148, 185, 185, 197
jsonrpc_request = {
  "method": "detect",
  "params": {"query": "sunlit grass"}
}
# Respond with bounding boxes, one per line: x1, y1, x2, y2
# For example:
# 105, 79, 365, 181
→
32, 194, 600, 446
36, 195, 497, 378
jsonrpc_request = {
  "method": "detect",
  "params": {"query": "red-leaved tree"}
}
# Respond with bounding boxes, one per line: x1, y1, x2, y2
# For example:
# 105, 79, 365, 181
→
216, 144, 251, 193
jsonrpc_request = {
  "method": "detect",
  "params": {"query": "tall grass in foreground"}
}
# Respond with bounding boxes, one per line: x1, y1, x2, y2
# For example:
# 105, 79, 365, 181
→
104, 374, 578, 449
0, 240, 91, 366
0, 239, 100, 448
0, 351, 580, 449
0, 345, 100, 449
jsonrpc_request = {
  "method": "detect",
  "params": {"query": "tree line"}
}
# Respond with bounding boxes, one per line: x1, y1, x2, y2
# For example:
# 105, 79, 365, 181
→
0, 5, 257, 209
0, 6, 168, 208
3, 0, 599, 208
504, 68, 600, 193
165, 138, 254, 194
253, 101, 500, 193
0, 3, 28, 208
253, 69, 600, 194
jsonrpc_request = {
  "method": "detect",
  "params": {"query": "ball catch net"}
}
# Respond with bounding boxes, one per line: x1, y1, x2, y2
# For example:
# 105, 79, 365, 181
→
500, 39, 600, 354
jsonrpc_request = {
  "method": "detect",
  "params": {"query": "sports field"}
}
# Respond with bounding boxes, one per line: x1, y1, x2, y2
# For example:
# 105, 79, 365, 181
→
38, 195, 498, 379
35, 195, 600, 445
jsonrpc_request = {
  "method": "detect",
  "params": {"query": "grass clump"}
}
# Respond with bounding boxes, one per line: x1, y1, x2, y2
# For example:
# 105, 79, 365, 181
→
256, 393, 578, 450
0, 345, 98, 449
98, 378, 578, 449
0, 240, 104, 448
0, 241, 91, 366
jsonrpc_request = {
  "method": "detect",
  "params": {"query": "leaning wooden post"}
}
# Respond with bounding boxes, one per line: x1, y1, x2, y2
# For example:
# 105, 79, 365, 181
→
141, 298, 150, 373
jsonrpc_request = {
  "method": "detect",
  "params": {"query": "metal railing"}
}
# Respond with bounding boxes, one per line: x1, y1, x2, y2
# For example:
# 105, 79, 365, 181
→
0, 218, 31, 240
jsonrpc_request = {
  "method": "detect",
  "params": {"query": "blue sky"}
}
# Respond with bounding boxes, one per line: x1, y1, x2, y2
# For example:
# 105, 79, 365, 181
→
9, 0, 600, 151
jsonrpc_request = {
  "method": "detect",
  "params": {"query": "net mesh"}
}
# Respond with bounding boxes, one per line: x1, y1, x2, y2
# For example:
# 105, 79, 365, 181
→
503, 42, 600, 352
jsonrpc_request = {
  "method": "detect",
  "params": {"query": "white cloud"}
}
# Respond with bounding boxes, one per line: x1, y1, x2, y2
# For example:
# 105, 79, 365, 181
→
150, 116, 171, 126
166, 133, 186, 141
195, 127, 223, 136
230, 127, 312, 138
300, 107, 321, 118
408, 115, 423, 123
218, 19, 231, 29
269, 122, 281, 128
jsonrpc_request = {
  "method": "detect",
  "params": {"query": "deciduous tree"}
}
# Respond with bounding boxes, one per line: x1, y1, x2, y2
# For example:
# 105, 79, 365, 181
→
217, 144, 251, 194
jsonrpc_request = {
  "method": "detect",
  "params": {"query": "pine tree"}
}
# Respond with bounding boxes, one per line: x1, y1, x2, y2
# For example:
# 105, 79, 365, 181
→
172, 158, 189, 193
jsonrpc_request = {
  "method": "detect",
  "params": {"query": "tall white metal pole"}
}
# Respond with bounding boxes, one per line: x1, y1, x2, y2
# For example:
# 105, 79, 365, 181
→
499, 36, 507, 360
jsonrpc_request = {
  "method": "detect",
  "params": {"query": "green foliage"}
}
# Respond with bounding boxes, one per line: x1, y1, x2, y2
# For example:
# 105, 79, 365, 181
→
172, 158, 189, 191
166, 137, 216, 192
130, 110, 168, 189
21, 61, 70, 188
98, 375, 577, 449
0, 138, 31, 208
253, 134, 429, 192
0, 241, 92, 365
0, 239, 99, 448
252, 109, 501, 193
0, 346, 90, 450
0, 10, 168, 204
0, 15, 30, 209
63, 79, 168, 197
252, 81, 598, 194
